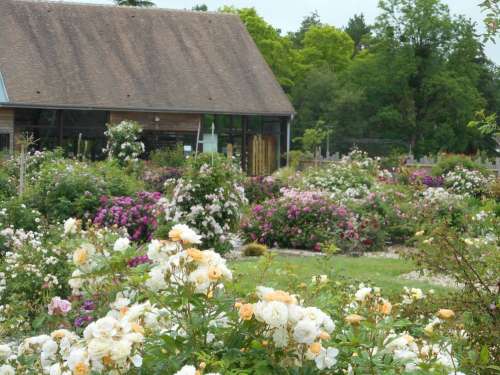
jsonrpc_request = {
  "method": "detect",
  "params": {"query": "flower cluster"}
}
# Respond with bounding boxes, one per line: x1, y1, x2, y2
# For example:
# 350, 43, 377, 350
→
161, 154, 247, 253
242, 189, 379, 252
409, 169, 445, 187
103, 120, 145, 165
145, 224, 232, 295
444, 166, 494, 196
94, 192, 162, 242
238, 286, 339, 371
244, 175, 283, 204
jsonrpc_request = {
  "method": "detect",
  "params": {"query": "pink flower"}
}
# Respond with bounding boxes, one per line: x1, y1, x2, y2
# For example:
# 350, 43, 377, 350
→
48, 297, 72, 316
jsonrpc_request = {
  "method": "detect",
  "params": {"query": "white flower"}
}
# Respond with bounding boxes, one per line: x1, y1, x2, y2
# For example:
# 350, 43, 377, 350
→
0, 344, 11, 360
272, 327, 289, 348
293, 319, 320, 344
170, 224, 202, 244
315, 347, 339, 370
254, 301, 288, 328
113, 237, 130, 252
63, 218, 78, 235
355, 287, 372, 302
174, 365, 197, 375
0, 365, 15, 375
48, 363, 62, 375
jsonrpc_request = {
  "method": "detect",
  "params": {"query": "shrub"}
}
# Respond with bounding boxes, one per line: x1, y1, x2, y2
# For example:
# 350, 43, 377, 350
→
0, 169, 15, 199
103, 120, 145, 165
242, 242, 268, 256
244, 175, 283, 204
0, 227, 70, 335
241, 188, 382, 252
161, 153, 247, 253
1, 222, 490, 374
410, 209, 499, 361
0, 197, 43, 232
91, 160, 144, 197
142, 165, 183, 192
149, 144, 186, 168
431, 154, 486, 176
444, 166, 494, 197
301, 151, 376, 199
24, 159, 108, 222
94, 191, 162, 242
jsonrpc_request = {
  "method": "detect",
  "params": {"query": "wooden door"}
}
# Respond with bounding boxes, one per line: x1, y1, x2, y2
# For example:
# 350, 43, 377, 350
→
249, 135, 277, 176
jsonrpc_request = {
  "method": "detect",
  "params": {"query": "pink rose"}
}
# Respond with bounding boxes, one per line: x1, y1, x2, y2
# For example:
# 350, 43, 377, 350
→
48, 297, 72, 316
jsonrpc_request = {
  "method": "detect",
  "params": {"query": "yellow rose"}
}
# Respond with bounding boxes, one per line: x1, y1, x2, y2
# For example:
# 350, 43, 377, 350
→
131, 323, 144, 334
319, 331, 330, 340
74, 362, 89, 375
309, 342, 322, 355
345, 314, 365, 325
239, 303, 254, 321
379, 300, 392, 315
424, 324, 434, 335
263, 290, 296, 304
186, 248, 204, 262
73, 248, 88, 266
168, 228, 182, 242
437, 309, 455, 320
234, 302, 243, 309
208, 266, 222, 281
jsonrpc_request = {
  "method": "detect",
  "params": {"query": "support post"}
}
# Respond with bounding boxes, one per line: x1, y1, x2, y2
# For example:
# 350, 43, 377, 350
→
286, 115, 292, 167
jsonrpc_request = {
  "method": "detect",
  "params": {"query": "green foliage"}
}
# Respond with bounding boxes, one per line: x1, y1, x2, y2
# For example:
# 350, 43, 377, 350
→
411, 208, 500, 361
149, 144, 186, 168
0, 169, 15, 199
300, 25, 354, 72
0, 197, 43, 232
345, 14, 371, 56
242, 242, 268, 257
431, 154, 487, 176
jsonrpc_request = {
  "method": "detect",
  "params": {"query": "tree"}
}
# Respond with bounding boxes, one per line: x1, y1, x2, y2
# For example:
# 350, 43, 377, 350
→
220, 7, 301, 93
192, 4, 208, 12
345, 14, 371, 56
479, 0, 499, 42
300, 25, 354, 73
289, 11, 322, 48
114, 0, 155, 6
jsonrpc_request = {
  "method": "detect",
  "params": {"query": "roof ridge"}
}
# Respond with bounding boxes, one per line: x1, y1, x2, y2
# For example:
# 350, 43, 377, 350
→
8, 0, 238, 17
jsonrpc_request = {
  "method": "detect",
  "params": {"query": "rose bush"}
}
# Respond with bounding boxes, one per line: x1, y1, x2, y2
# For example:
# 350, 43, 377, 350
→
161, 153, 247, 253
94, 191, 162, 242
0, 222, 491, 374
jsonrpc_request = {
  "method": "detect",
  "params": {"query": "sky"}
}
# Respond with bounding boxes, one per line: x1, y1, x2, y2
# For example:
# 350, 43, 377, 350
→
63, 0, 499, 63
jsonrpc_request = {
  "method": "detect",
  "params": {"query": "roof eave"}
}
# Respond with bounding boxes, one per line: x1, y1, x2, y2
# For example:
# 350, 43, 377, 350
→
0, 102, 295, 117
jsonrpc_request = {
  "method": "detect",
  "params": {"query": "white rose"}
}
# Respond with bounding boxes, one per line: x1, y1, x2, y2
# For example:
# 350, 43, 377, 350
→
63, 218, 78, 235
174, 365, 197, 375
0, 344, 11, 360
113, 238, 130, 252
259, 301, 288, 328
293, 319, 319, 344
0, 365, 15, 375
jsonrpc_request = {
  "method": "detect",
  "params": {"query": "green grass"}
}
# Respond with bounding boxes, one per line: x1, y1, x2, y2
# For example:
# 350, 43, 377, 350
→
229, 254, 451, 297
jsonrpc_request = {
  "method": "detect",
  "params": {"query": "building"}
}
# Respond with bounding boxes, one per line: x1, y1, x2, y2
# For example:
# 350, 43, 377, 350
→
0, 0, 294, 174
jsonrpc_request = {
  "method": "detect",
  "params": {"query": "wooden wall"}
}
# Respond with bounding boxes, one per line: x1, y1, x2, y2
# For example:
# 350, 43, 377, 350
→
0, 108, 14, 154
110, 112, 201, 132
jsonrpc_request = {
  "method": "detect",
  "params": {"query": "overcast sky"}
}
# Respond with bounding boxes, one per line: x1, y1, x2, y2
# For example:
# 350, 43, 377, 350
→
63, 0, 499, 63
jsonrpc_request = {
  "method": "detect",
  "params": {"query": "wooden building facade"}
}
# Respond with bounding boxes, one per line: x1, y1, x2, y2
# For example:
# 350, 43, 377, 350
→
0, 0, 294, 174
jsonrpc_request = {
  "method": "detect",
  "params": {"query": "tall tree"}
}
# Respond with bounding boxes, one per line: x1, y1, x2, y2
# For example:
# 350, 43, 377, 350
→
345, 14, 371, 56
114, 0, 155, 6
289, 11, 322, 48
192, 4, 208, 12
300, 25, 354, 72
220, 7, 301, 93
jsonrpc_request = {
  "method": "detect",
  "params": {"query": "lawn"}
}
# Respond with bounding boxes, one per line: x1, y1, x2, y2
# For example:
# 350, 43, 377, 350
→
229, 253, 451, 297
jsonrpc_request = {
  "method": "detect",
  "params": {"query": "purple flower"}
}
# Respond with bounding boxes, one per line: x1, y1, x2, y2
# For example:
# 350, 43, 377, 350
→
82, 300, 96, 311
74, 315, 93, 328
